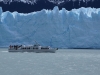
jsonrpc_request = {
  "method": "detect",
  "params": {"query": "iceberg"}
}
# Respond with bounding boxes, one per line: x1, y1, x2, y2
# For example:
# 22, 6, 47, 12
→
0, 6, 100, 48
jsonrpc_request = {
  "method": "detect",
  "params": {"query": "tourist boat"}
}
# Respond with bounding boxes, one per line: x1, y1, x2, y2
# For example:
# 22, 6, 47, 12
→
8, 43, 58, 53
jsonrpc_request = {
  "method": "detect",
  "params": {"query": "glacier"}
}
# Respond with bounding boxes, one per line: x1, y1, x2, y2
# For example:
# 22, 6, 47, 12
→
0, 6, 100, 48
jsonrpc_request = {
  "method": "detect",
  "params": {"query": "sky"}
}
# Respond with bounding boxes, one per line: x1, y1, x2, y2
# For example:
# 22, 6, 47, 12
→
0, 0, 100, 13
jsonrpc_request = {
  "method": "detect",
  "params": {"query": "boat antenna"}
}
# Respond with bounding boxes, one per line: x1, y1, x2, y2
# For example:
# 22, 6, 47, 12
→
35, 41, 39, 45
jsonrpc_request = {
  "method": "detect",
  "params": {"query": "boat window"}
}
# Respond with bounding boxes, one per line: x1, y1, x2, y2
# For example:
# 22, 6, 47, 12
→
41, 48, 49, 49
33, 48, 38, 49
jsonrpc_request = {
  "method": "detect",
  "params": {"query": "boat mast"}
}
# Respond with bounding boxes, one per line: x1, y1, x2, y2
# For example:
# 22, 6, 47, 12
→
34, 41, 40, 45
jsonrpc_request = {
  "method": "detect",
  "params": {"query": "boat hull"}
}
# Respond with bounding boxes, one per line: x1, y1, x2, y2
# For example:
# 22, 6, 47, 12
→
8, 49, 57, 53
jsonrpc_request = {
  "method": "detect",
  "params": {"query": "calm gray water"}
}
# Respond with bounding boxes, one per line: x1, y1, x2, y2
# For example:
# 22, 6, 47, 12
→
0, 48, 100, 75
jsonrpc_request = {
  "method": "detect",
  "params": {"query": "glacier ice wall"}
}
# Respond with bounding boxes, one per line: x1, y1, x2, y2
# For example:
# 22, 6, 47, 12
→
0, 6, 100, 48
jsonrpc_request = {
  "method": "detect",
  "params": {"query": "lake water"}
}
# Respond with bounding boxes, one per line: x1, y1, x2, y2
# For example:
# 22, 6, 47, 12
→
0, 48, 100, 75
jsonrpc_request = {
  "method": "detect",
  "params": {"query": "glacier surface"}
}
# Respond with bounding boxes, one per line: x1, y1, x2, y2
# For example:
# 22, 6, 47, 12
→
0, 6, 100, 48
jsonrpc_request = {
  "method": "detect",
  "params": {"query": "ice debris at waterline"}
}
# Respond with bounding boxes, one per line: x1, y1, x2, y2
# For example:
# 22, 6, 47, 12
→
0, 6, 100, 48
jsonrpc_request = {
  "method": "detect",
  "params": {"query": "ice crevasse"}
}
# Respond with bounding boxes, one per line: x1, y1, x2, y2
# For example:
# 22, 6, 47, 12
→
0, 6, 100, 48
